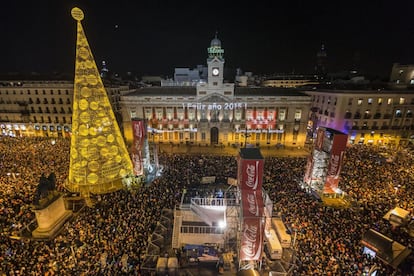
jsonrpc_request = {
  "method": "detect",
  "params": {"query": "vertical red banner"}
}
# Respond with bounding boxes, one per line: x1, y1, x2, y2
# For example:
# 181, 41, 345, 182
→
315, 128, 325, 151
237, 148, 265, 262
324, 133, 347, 192
240, 217, 264, 261
303, 155, 314, 185
131, 120, 147, 176
238, 159, 264, 192
241, 189, 264, 218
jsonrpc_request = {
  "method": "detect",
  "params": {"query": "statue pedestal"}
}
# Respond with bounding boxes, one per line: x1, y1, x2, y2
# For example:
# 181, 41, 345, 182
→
32, 195, 72, 239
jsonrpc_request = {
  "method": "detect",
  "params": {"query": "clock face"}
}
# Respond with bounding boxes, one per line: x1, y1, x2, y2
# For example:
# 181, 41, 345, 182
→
212, 68, 219, 76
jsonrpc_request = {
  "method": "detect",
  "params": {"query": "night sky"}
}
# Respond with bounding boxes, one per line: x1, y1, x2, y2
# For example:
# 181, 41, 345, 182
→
2, 0, 414, 78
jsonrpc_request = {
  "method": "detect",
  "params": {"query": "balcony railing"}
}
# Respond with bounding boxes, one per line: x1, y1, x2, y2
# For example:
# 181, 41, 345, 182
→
190, 197, 238, 207
191, 197, 226, 206
180, 225, 224, 234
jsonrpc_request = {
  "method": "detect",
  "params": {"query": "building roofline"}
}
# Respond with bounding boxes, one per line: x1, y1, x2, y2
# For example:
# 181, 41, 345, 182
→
123, 86, 311, 97
305, 89, 414, 94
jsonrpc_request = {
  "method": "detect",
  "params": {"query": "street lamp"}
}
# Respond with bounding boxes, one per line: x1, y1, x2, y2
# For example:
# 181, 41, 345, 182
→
266, 127, 271, 144
241, 128, 251, 148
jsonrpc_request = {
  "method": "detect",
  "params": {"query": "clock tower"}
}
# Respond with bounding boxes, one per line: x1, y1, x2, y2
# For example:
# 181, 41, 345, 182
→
196, 33, 233, 97
207, 33, 224, 88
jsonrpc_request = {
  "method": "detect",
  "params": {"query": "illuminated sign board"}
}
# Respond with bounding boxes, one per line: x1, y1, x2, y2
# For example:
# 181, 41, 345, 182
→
182, 102, 247, 110
148, 127, 198, 133
208, 47, 224, 55
236, 129, 284, 133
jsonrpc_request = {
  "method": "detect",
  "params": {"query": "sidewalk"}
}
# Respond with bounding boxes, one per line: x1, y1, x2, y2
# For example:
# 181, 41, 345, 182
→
157, 143, 310, 158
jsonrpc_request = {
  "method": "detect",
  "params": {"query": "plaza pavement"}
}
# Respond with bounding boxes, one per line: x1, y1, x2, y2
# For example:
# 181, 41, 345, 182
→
157, 143, 310, 158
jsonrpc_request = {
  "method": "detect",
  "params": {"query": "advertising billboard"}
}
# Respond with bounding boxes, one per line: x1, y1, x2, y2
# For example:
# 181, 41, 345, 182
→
303, 155, 314, 185
241, 189, 264, 219
131, 120, 147, 176
238, 158, 264, 192
315, 128, 325, 151
239, 217, 264, 261
237, 148, 265, 262
324, 133, 347, 192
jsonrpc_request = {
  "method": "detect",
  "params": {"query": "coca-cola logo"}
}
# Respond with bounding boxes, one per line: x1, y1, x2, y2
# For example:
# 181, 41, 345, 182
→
247, 192, 259, 216
241, 223, 258, 258
304, 158, 313, 180
316, 129, 324, 148
328, 153, 341, 176
132, 153, 142, 173
241, 221, 261, 260
245, 162, 259, 190
133, 122, 145, 151
133, 122, 143, 138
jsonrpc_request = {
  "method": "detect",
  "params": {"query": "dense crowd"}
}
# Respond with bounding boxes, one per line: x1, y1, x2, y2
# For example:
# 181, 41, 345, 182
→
263, 146, 414, 275
0, 136, 413, 275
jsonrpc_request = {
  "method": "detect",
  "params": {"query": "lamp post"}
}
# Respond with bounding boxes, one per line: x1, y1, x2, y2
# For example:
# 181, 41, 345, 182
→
266, 127, 271, 145
242, 128, 251, 148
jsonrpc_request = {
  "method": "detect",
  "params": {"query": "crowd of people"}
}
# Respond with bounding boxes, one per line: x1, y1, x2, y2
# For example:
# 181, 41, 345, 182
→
263, 146, 414, 275
0, 136, 413, 275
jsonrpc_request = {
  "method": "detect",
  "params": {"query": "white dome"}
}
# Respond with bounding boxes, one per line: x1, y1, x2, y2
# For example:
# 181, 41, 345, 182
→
210, 36, 221, 47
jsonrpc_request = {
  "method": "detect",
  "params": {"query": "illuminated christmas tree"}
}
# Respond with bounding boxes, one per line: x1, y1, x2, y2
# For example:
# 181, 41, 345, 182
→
66, 7, 133, 195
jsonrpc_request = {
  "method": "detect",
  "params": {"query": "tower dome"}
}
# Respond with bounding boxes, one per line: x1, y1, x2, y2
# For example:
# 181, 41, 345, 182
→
210, 33, 221, 47
207, 32, 224, 59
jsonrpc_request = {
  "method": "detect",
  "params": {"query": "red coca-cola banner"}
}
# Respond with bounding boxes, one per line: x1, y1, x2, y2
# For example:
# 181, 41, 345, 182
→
303, 155, 314, 185
238, 158, 264, 191
324, 133, 347, 192
239, 217, 264, 261
241, 189, 263, 218
315, 128, 325, 151
238, 149, 265, 261
131, 120, 147, 176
